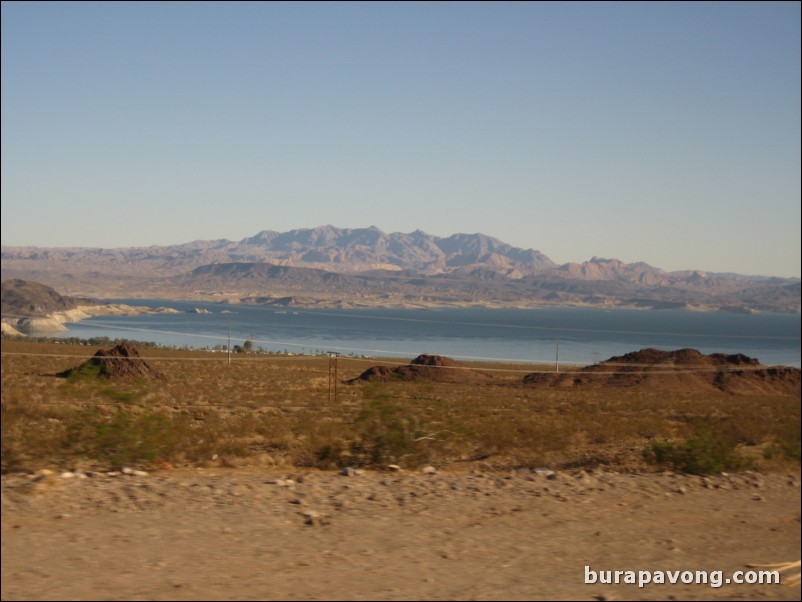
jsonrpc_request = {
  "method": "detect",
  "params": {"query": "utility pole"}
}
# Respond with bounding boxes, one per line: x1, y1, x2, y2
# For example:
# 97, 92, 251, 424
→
555, 337, 560, 373
227, 320, 231, 367
327, 352, 340, 404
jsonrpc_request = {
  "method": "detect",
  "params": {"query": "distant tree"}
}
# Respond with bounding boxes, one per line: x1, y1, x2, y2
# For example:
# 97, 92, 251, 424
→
242, 340, 254, 353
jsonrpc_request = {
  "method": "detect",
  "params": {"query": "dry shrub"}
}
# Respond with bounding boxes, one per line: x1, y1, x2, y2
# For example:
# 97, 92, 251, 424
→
2, 341, 799, 473
1, 402, 70, 472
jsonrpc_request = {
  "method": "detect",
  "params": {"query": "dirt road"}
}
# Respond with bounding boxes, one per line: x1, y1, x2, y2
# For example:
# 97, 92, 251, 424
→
2, 467, 800, 600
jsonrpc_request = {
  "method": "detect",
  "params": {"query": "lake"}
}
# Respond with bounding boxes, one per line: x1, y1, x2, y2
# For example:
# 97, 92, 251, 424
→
51, 300, 802, 368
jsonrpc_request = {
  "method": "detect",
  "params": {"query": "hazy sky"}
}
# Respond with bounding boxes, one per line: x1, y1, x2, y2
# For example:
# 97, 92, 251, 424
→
2, 2, 800, 277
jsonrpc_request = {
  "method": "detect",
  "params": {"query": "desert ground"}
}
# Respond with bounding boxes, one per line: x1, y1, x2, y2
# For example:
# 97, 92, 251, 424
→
1, 340, 800, 600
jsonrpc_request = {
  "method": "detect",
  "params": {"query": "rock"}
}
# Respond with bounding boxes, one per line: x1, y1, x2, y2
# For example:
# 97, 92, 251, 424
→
229, 485, 250, 497
120, 467, 148, 477
340, 467, 365, 477
386, 464, 402, 472
300, 509, 328, 526
421, 466, 437, 475
267, 478, 295, 487
18, 472, 63, 495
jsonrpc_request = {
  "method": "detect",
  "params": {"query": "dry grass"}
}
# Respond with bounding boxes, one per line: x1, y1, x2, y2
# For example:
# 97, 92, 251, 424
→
1, 340, 799, 473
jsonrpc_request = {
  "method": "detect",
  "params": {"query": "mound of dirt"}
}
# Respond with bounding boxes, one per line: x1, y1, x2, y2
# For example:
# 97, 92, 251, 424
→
57, 343, 164, 381
350, 365, 396, 382
523, 348, 800, 395
347, 354, 492, 384
608, 348, 761, 368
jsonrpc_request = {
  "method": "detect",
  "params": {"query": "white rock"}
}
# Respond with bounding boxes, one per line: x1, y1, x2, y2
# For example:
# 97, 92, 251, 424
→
268, 478, 295, 487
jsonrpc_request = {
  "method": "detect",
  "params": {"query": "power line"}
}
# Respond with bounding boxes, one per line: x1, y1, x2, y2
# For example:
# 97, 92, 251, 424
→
0, 350, 788, 374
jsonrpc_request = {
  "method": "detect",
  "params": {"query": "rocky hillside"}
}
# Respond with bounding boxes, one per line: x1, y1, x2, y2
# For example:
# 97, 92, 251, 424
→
1, 279, 151, 336
2, 226, 799, 313
1, 279, 95, 318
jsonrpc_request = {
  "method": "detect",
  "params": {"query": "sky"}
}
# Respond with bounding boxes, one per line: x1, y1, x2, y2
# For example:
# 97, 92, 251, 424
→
1, 2, 800, 278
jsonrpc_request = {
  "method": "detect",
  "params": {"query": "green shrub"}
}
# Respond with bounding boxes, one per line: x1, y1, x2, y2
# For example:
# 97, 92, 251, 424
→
352, 397, 423, 466
338, 384, 438, 468
100, 387, 140, 404
763, 424, 801, 462
644, 428, 750, 474
64, 409, 174, 468
64, 361, 102, 382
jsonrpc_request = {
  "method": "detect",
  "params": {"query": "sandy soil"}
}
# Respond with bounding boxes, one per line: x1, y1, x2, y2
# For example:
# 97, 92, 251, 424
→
2, 467, 800, 601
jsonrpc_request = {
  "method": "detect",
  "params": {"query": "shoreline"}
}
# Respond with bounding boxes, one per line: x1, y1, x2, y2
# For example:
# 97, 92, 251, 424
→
0, 303, 179, 336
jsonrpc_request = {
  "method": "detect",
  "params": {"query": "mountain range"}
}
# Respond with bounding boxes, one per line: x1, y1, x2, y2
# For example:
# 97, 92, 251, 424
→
1, 226, 799, 313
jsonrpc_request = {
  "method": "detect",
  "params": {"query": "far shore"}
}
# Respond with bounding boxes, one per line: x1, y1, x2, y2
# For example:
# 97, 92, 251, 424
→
0, 303, 180, 336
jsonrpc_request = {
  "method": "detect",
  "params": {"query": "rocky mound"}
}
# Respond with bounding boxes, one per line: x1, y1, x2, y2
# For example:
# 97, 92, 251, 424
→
2, 279, 81, 317
523, 348, 800, 395
58, 343, 164, 381
348, 354, 492, 384
606, 348, 760, 367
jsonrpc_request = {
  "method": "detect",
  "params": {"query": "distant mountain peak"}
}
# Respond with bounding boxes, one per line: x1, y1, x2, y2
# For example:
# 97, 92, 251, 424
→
227, 226, 555, 276
2, 226, 799, 313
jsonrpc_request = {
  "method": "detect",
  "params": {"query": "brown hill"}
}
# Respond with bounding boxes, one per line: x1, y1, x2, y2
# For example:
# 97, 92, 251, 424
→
523, 348, 800, 395
1, 278, 95, 317
58, 343, 164, 382
347, 354, 493, 384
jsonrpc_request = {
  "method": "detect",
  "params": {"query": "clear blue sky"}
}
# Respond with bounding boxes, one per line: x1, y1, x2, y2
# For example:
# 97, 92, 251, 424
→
2, 1, 800, 277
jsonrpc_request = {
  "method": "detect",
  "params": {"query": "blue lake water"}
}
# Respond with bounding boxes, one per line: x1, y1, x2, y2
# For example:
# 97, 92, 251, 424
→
52, 300, 802, 367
